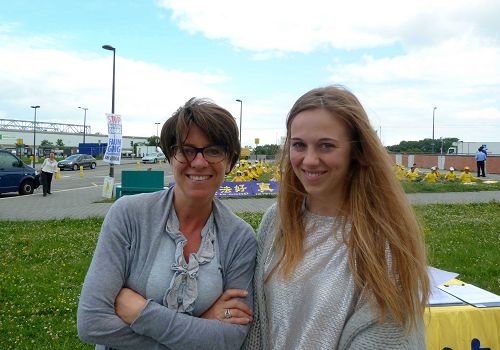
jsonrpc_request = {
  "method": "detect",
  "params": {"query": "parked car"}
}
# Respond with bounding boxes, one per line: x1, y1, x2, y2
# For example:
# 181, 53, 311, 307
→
58, 154, 97, 171
0, 150, 40, 195
142, 152, 166, 164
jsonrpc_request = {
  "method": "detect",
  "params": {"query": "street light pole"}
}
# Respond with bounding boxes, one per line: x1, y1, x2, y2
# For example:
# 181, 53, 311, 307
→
78, 107, 88, 144
30, 105, 40, 167
102, 44, 116, 177
236, 99, 243, 147
155, 122, 161, 149
432, 106, 437, 153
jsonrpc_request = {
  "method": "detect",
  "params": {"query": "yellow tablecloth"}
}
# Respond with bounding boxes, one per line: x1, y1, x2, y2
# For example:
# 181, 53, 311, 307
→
425, 280, 500, 349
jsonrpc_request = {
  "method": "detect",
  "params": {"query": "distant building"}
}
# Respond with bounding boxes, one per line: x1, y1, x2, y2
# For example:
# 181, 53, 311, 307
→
0, 118, 148, 157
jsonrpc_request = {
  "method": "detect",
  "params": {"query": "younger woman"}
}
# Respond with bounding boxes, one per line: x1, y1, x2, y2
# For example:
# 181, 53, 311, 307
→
245, 86, 429, 349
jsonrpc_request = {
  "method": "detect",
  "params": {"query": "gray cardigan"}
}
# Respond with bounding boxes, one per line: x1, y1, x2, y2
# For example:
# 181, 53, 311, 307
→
243, 204, 426, 350
77, 188, 257, 350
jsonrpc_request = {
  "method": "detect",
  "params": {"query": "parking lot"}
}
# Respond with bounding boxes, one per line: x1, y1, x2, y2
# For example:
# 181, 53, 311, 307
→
51, 160, 173, 192
0, 160, 176, 220
1, 159, 173, 197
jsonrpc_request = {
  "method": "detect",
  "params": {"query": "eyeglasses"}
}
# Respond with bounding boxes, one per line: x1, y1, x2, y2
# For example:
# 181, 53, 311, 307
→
171, 145, 226, 164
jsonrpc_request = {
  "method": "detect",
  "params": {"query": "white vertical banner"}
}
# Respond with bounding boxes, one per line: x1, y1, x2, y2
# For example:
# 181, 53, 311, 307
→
408, 155, 415, 167
438, 155, 446, 170
395, 153, 403, 165
103, 114, 122, 165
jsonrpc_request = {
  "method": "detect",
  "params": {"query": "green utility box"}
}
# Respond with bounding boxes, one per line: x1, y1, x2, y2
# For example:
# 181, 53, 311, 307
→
115, 170, 165, 199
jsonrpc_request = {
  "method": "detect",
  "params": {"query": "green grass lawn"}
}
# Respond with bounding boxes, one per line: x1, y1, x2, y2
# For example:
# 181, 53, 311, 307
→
415, 203, 500, 293
402, 180, 500, 193
0, 203, 499, 349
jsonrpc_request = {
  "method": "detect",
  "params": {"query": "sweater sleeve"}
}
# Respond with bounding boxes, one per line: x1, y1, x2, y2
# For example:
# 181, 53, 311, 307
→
79, 195, 258, 349
342, 319, 426, 350
242, 204, 277, 350
129, 223, 257, 349
77, 199, 168, 349
339, 299, 426, 350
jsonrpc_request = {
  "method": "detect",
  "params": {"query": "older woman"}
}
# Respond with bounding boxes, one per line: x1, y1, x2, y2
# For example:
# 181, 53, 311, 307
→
244, 86, 429, 349
78, 98, 256, 349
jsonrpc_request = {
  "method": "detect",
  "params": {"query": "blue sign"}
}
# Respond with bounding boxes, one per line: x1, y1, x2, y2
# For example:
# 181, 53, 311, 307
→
216, 181, 278, 197
168, 181, 279, 197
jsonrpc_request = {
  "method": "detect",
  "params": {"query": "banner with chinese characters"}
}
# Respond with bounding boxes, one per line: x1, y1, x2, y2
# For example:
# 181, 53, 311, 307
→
168, 181, 279, 197
103, 113, 122, 165
216, 181, 278, 197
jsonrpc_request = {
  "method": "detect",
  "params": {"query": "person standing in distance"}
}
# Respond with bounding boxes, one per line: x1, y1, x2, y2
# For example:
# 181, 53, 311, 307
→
40, 152, 59, 197
244, 85, 429, 349
475, 146, 487, 177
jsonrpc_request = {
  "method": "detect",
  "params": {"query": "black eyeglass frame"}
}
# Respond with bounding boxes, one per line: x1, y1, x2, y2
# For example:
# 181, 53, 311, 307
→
170, 145, 227, 164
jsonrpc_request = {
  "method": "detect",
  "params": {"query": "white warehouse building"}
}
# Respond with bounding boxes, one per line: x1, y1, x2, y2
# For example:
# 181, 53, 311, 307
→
0, 118, 149, 157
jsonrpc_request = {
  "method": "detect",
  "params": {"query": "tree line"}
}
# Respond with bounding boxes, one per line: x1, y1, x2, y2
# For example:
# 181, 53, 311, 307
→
386, 138, 459, 154
142, 136, 461, 156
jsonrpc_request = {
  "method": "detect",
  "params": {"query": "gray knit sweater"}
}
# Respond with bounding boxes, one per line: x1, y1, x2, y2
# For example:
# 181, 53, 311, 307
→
243, 204, 426, 350
77, 188, 257, 350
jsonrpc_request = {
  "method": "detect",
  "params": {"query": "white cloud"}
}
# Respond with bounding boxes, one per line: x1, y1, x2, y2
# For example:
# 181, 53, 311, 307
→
153, 0, 500, 145
3, 1, 500, 148
0, 22, 18, 33
157, 0, 500, 52
325, 35, 500, 144
0, 35, 232, 139
0, 28, 287, 147
236, 96, 291, 147
330, 38, 500, 86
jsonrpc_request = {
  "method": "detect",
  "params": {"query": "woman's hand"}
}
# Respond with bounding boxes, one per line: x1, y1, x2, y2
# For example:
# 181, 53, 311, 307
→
201, 289, 253, 325
115, 288, 147, 325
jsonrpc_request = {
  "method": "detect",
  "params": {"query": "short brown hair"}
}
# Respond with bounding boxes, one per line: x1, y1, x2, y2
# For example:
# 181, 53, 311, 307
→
160, 98, 240, 170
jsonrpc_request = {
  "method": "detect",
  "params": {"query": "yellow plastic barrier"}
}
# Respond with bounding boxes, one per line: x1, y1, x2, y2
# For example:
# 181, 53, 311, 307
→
80, 165, 84, 177
159, 160, 163, 166
136, 162, 141, 171
55, 167, 61, 180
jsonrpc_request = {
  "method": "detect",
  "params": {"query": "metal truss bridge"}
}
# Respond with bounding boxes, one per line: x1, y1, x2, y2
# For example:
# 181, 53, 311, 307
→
0, 118, 91, 134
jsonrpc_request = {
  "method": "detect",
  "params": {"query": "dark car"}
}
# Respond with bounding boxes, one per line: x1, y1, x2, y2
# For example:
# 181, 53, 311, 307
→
58, 154, 97, 171
0, 150, 40, 195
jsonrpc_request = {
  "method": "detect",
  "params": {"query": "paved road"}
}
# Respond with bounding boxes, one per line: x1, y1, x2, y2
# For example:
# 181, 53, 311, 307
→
0, 185, 277, 221
1, 169, 499, 221
40, 159, 174, 192
0, 160, 500, 220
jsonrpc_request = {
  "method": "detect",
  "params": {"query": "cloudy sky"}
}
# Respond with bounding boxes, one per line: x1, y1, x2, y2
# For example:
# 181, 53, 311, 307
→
1, 0, 499, 147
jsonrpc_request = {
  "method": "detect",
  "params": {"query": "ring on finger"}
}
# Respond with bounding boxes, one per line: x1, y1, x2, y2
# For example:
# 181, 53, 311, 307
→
224, 309, 232, 319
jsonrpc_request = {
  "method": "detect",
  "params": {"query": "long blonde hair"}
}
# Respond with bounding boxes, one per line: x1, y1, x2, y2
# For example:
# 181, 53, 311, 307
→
276, 85, 429, 329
